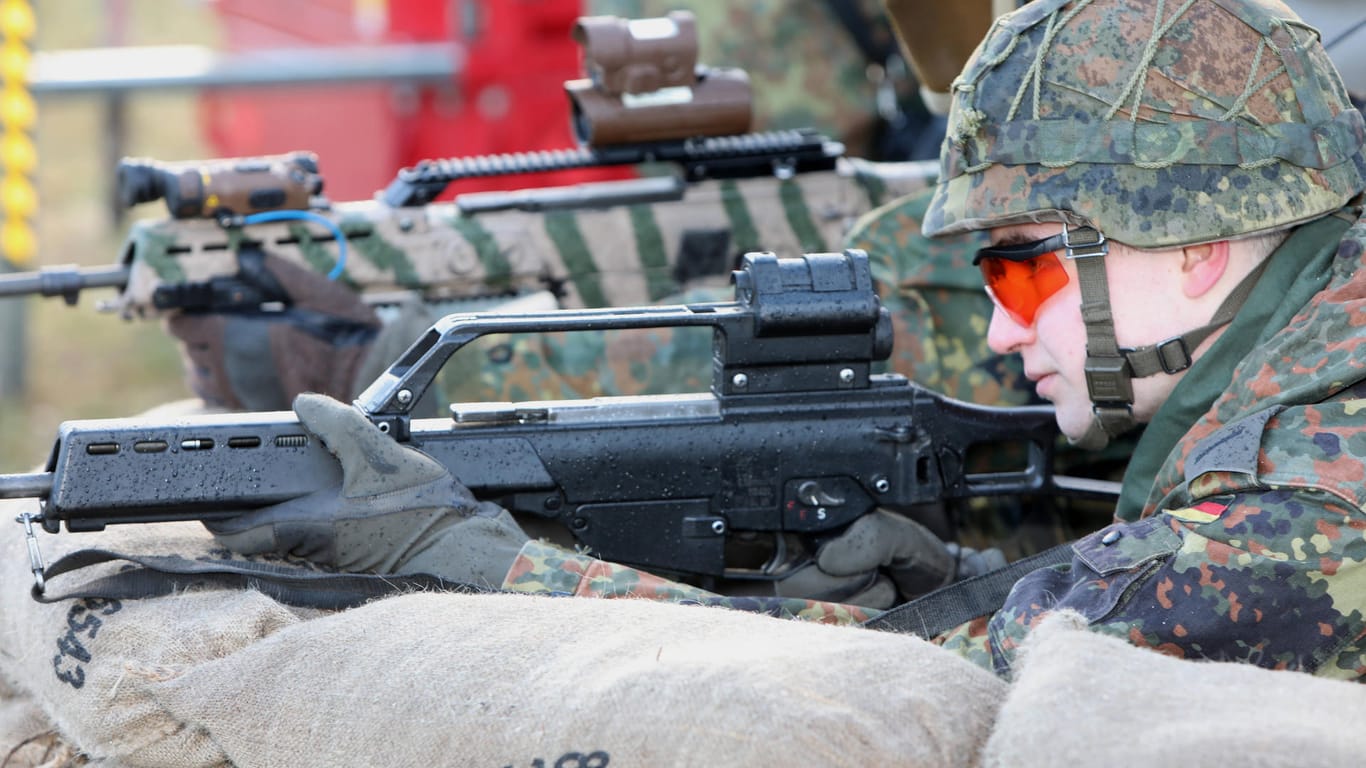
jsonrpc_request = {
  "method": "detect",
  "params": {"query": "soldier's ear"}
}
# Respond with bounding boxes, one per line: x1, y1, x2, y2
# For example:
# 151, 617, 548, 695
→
1179, 241, 1230, 299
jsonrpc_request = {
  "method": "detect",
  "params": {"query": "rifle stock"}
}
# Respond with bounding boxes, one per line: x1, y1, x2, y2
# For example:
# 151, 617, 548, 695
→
4, 250, 1111, 581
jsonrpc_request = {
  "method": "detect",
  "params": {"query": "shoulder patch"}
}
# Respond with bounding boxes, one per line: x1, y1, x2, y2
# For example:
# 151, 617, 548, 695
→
1166, 496, 1233, 524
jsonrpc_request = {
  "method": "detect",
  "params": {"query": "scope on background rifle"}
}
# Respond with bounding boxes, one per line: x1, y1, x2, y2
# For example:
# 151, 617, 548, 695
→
380, 10, 844, 207
118, 150, 326, 220
1, 250, 1115, 590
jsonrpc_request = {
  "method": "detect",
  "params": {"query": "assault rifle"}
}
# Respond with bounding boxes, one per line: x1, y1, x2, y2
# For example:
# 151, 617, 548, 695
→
0, 154, 933, 318
1, 250, 1116, 590
0, 9, 936, 318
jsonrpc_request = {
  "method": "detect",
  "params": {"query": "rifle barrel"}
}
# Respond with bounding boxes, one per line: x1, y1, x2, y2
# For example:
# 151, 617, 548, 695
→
0, 472, 53, 501
0, 265, 130, 302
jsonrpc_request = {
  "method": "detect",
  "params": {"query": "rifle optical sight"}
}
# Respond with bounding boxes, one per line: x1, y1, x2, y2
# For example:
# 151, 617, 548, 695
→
565, 11, 752, 146
117, 151, 324, 219
574, 11, 698, 95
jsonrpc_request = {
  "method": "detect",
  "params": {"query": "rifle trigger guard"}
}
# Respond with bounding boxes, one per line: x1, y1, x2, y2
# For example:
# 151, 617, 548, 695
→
722, 533, 798, 582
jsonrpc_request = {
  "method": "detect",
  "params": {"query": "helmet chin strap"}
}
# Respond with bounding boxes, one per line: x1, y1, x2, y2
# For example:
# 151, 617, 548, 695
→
1066, 227, 1269, 451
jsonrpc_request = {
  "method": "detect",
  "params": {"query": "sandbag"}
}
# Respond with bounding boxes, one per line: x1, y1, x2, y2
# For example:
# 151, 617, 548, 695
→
0, 490, 1006, 767
985, 611, 1366, 767
0, 676, 81, 767
149, 591, 1004, 767
0, 500, 308, 766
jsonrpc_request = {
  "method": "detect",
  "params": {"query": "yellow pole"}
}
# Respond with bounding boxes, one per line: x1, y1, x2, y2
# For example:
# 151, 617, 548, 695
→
0, 0, 33, 399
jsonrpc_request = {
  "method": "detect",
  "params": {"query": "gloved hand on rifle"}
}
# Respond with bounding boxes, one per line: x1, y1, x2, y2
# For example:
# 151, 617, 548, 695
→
205, 393, 530, 587
166, 251, 382, 411
773, 511, 1007, 610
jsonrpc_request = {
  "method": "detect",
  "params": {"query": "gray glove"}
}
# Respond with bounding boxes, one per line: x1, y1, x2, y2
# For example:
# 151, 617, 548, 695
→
775, 510, 1007, 610
206, 393, 529, 588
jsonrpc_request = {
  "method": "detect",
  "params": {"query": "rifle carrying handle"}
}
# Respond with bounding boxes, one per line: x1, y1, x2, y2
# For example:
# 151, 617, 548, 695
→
355, 250, 890, 438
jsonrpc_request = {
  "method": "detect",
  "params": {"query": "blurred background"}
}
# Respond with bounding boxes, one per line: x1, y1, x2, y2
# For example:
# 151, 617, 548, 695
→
0, 0, 935, 472
0, 1, 215, 472
0, 0, 1360, 473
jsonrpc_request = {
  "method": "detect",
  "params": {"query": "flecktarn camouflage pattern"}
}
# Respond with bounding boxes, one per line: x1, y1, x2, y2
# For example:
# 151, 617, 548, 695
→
924, 0, 1366, 248
502, 540, 875, 625
845, 188, 1026, 408
939, 210, 1366, 680
115, 158, 935, 319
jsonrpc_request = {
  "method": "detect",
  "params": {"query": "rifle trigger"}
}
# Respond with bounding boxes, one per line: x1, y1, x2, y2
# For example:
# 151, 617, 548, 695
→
17, 511, 45, 593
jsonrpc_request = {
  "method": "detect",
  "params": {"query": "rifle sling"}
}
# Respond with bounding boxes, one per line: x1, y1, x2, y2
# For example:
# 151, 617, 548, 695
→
862, 543, 1074, 637
32, 548, 488, 611
36, 541, 1074, 630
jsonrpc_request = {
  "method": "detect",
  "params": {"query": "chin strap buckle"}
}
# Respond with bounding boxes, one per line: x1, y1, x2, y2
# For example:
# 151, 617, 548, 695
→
1083, 354, 1134, 405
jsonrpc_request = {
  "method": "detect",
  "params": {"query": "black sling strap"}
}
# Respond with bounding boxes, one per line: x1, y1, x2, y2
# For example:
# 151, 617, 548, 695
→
36, 541, 1073, 631
33, 548, 488, 611
862, 543, 1074, 637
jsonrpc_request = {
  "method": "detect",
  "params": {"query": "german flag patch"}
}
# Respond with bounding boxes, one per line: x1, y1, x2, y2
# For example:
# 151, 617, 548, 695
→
1166, 497, 1232, 524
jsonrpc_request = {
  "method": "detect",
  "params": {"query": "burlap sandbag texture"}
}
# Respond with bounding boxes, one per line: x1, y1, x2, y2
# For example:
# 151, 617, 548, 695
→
0, 676, 82, 767
985, 611, 1366, 768
150, 591, 1004, 767
0, 493, 1005, 767
0, 500, 310, 766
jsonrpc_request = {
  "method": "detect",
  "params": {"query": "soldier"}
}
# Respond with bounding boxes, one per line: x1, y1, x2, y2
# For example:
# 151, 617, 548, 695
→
204, 0, 1366, 680
921, 0, 1366, 676
147, 1, 1123, 610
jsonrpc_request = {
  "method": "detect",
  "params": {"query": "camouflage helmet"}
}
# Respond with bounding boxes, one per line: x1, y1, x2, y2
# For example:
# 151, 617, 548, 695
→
923, 0, 1366, 248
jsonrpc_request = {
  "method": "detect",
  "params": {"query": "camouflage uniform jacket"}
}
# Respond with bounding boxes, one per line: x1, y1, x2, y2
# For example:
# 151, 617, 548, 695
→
941, 209, 1366, 681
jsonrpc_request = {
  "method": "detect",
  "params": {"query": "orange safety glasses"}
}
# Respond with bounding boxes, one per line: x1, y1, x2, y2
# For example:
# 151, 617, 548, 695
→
972, 231, 1074, 326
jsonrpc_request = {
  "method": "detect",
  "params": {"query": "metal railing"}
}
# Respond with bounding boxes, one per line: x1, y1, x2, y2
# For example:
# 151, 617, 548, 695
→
28, 42, 461, 94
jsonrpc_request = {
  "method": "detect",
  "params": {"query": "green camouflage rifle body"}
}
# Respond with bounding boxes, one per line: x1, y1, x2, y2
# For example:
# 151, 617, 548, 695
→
433, 186, 1028, 403
114, 158, 936, 319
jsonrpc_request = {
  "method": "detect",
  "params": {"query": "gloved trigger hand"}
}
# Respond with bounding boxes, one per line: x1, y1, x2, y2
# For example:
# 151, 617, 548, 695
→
775, 510, 1006, 610
205, 393, 529, 588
